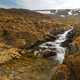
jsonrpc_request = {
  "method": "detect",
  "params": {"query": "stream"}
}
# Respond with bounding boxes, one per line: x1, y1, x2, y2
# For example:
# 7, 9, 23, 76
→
38, 27, 74, 64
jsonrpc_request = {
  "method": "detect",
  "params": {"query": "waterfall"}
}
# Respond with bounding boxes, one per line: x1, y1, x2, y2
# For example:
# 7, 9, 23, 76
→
39, 27, 73, 63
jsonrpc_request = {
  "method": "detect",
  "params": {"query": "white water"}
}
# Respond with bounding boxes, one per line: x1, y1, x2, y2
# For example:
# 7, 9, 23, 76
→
39, 28, 73, 63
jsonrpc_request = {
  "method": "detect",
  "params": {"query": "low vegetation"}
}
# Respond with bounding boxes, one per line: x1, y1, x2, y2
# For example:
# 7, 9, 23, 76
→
0, 9, 79, 80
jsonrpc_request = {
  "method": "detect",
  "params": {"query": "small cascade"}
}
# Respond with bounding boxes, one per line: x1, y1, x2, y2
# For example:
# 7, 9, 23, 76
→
39, 27, 73, 63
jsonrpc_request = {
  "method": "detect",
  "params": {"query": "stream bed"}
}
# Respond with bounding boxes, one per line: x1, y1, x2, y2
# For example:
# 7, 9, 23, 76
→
37, 27, 74, 64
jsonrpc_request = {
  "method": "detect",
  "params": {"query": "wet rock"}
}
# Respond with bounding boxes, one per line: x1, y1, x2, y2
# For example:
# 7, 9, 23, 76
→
33, 48, 57, 58
42, 50, 56, 58
61, 29, 75, 47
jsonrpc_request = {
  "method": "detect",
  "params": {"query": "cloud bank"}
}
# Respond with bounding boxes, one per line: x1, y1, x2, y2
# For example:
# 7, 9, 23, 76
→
17, 0, 80, 10
0, 0, 80, 9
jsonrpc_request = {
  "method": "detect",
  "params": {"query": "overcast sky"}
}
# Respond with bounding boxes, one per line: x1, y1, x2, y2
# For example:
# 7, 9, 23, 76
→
0, 0, 80, 10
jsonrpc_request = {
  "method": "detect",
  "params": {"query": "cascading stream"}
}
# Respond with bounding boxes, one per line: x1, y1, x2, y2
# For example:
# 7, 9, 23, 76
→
39, 27, 73, 64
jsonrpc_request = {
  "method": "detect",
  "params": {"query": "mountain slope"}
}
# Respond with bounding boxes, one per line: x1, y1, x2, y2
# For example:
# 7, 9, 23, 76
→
0, 8, 69, 49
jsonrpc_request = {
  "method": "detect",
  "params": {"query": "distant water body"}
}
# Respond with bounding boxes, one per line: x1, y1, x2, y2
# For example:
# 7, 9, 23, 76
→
39, 27, 73, 63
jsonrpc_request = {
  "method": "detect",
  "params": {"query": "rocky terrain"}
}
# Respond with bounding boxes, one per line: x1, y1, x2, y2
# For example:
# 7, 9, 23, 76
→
0, 9, 79, 80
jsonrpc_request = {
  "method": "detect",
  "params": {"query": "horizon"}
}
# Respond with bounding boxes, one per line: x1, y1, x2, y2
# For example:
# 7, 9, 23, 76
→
0, 8, 80, 10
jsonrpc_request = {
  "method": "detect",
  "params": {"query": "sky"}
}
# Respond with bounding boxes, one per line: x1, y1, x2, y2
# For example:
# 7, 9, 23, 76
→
0, 0, 80, 10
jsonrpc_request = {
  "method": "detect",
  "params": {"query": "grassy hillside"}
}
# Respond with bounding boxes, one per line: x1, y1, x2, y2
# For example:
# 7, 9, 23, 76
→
0, 9, 79, 80
0, 9, 69, 48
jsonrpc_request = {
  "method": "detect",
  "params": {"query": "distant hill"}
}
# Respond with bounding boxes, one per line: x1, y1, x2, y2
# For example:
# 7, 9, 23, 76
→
34, 9, 80, 17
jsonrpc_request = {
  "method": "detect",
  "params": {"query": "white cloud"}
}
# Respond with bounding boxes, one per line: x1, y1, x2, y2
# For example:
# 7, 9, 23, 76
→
16, 0, 80, 10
